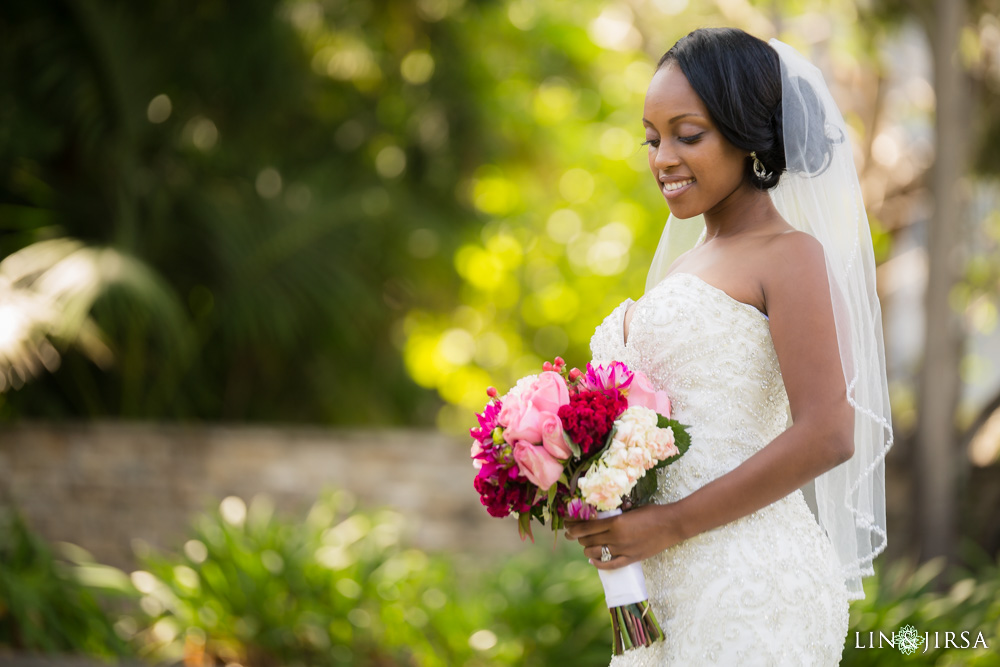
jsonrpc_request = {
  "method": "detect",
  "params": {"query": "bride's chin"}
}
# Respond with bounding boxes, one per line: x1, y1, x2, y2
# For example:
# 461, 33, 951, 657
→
666, 207, 702, 220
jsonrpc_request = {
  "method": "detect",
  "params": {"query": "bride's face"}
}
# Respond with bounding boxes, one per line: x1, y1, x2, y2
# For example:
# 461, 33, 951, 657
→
642, 63, 749, 219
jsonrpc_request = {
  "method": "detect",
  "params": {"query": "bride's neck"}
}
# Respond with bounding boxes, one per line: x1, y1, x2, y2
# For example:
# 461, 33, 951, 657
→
702, 186, 779, 239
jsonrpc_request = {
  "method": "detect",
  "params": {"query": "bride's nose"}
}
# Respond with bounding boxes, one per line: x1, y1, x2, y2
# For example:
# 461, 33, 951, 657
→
652, 143, 681, 171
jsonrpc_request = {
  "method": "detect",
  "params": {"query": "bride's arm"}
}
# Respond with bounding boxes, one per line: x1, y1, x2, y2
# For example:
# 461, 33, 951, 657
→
568, 232, 854, 568
673, 230, 855, 529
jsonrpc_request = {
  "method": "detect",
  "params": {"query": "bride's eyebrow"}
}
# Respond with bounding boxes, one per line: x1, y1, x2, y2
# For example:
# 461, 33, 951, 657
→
642, 113, 705, 126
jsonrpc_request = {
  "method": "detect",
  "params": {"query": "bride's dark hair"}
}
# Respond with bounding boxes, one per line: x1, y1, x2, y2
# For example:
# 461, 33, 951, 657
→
658, 27, 786, 190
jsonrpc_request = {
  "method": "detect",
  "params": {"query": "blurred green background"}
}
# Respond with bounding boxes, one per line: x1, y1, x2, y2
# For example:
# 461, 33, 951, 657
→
2, 0, 1000, 664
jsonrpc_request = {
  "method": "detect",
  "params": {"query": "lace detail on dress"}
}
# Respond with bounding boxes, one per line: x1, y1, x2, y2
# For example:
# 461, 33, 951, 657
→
589, 273, 849, 666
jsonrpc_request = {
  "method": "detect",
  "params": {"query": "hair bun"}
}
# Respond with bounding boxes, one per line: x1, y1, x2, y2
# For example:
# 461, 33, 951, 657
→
783, 74, 840, 177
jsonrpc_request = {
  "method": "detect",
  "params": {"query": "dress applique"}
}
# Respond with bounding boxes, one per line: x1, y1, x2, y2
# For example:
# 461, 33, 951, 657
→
589, 273, 849, 667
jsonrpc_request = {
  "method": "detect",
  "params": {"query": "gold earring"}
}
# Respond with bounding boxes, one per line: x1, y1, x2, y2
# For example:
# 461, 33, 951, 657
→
750, 151, 771, 180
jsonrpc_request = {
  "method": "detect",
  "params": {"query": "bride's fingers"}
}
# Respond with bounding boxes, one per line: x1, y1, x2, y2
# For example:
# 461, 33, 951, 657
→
590, 554, 631, 570
564, 517, 613, 539
583, 545, 633, 569
577, 532, 615, 549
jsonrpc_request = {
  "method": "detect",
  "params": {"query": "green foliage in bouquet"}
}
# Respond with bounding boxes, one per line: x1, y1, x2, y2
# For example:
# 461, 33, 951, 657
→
0, 505, 131, 658
843, 540, 1000, 666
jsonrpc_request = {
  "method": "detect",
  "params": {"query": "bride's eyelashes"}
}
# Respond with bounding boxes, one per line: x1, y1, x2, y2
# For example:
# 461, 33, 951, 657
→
641, 133, 705, 148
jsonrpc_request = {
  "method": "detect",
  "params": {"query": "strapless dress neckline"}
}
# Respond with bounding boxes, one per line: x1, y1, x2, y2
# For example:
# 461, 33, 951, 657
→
623, 272, 768, 348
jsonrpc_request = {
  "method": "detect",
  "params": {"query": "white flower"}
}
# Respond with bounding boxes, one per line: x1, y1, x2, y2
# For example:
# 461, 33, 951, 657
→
604, 444, 628, 469
649, 427, 677, 459
579, 465, 631, 511
619, 405, 658, 429
625, 446, 654, 471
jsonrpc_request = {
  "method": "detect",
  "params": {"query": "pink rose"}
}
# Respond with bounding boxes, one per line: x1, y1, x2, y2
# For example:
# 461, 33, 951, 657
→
627, 371, 671, 418
513, 440, 563, 490
540, 412, 571, 459
496, 393, 522, 429
501, 396, 544, 445
522, 371, 570, 415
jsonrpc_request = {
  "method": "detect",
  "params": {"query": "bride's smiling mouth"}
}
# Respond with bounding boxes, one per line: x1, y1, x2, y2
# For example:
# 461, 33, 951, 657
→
660, 177, 695, 199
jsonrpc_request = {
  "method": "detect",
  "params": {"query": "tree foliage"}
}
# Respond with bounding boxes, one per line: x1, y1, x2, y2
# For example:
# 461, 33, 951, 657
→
2, 0, 995, 435
0, 0, 486, 423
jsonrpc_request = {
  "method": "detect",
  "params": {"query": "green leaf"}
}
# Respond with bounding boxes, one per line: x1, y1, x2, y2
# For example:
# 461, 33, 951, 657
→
629, 471, 659, 507
563, 428, 582, 459
547, 481, 559, 509
518, 511, 534, 543
544, 478, 561, 529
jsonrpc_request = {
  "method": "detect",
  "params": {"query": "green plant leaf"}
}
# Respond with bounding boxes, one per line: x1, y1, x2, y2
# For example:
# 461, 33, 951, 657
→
518, 511, 534, 543
564, 428, 582, 459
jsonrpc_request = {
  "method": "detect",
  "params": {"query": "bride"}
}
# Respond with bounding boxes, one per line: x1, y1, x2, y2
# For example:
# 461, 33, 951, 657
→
565, 28, 892, 665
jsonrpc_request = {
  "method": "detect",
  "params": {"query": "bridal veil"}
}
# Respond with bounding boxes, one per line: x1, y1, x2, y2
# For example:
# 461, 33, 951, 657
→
644, 38, 893, 601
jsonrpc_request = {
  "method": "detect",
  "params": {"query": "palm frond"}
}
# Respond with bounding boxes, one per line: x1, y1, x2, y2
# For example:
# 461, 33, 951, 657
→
0, 238, 192, 393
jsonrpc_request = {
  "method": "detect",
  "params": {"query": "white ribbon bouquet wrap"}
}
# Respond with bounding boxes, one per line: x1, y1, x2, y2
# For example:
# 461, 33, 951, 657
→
596, 509, 650, 607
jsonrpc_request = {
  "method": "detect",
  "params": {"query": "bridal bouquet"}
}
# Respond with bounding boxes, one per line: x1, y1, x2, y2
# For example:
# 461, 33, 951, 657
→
470, 357, 690, 655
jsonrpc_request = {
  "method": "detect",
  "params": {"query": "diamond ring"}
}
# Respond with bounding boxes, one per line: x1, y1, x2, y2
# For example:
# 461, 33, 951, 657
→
600, 545, 612, 562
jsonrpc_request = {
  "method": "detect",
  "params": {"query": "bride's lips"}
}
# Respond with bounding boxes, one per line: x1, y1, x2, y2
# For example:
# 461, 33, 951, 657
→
660, 177, 695, 200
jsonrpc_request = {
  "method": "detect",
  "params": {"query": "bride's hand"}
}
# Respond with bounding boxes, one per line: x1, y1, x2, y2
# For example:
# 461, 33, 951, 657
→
563, 503, 685, 569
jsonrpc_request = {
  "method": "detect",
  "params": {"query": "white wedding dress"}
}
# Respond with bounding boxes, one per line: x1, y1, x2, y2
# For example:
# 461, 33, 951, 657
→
589, 272, 850, 666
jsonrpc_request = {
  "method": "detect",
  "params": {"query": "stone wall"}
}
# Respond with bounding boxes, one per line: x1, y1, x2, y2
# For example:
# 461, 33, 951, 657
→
3, 422, 997, 574
0, 422, 531, 571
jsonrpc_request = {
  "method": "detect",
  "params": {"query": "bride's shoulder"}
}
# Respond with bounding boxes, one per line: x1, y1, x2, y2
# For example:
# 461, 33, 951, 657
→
763, 230, 826, 271
759, 230, 832, 302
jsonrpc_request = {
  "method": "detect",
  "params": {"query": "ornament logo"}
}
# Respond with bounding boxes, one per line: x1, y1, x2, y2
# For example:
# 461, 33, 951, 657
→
896, 625, 925, 655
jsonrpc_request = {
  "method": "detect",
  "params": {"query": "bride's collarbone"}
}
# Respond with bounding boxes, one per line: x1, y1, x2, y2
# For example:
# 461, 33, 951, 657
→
682, 272, 763, 311
666, 254, 766, 310
622, 271, 765, 345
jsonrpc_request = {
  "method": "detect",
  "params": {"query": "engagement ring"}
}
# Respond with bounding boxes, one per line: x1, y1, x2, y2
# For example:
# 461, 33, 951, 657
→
601, 545, 612, 562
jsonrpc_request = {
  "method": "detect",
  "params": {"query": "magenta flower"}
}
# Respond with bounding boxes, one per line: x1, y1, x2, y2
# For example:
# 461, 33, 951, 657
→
579, 361, 634, 393
567, 498, 597, 520
471, 399, 503, 444
474, 461, 533, 517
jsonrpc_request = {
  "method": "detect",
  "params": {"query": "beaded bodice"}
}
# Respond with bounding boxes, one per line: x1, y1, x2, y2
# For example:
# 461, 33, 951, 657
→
589, 272, 790, 502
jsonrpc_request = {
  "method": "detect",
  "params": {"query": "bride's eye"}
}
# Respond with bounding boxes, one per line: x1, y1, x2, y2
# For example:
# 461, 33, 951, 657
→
678, 133, 704, 144
641, 138, 660, 148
